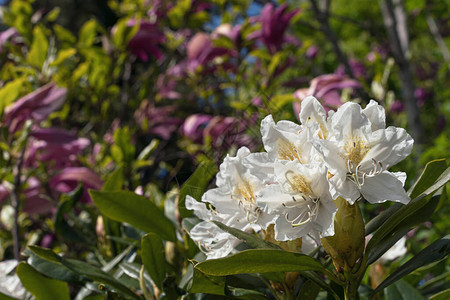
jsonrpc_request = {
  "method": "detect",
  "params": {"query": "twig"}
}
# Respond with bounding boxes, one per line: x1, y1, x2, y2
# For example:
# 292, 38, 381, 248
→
426, 14, 450, 70
378, 0, 425, 145
11, 147, 26, 261
309, 0, 370, 102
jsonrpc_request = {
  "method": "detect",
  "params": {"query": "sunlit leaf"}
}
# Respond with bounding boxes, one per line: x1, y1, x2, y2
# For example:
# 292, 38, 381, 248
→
16, 262, 70, 300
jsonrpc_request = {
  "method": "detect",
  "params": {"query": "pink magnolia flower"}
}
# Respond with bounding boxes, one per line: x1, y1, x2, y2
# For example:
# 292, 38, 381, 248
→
49, 167, 103, 203
22, 177, 53, 215
25, 128, 90, 168
0, 27, 21, 53
3, 83, 67, 133
293, 74, 361, 114
134, 100, 183, 140
248, 3, 300, 54
180, 114, 213, 144
126, 19, 165, 61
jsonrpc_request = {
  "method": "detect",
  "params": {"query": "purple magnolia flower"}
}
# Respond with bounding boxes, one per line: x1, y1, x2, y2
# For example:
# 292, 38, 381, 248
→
186, 32, 234, 73
248, 3, 300, 54
306, 45, 319, 59
390, 100, 405, 114
49, 167, 103, 203
204, 116, 255, 151
414, 87, 433, 107
293, 74, 361, 113
24, 128, 90, 169
0, 27, 21, 52
335, 59, 367, 79
126, 19, 165, 61
22, 177, 53, 215
180, 114, 213, 143
134, 100, 183, 140
212, 23, 242, 48
3, 83, 67, 133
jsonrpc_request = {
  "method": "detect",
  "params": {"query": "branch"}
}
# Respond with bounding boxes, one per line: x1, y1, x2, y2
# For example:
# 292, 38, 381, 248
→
378, 0, 425, 145
426, 14, 450, 70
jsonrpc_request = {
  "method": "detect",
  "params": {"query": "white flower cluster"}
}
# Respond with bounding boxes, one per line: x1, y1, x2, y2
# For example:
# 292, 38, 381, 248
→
186, 96, 413, 259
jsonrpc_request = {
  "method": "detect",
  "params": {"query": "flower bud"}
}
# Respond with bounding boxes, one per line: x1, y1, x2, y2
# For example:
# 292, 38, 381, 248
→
320, 197, 365, 272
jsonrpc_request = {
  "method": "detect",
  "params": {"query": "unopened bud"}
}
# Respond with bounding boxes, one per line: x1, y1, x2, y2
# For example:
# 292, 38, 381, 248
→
321, 197, 365, 272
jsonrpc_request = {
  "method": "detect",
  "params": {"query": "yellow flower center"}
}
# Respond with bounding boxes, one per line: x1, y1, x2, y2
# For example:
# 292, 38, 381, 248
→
277, 139, 303, 163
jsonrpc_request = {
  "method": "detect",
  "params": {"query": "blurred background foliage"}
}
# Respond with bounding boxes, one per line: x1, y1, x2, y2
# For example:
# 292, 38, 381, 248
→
0, 0, 448, 299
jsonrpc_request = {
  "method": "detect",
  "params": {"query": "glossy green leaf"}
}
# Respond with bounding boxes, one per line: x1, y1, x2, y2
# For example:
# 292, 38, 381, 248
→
28, 246, 140, 300
0, 78, 25, 112
188, 268, 226, 295
296, 280, 321, 300
90, 190, 177, 241
195, 249, 326, 276
408, 159, 447, 199
224, 286, 268, 299
366, 185, 446, 256
142, 233, 166, 290
384, 279, 425, 300
0, 291, 19, 300
78, 19, 99, 47
26, 250, 83, 283
50, 48, 76, 66
178, 160, 217, 218
366, 160, 448, 236
429, 289, 450, 300
26, 25, 49, 68
368, 190, 443, 264
212, 221, 281, 250
374, 235, 450, 293
16, 262, 70, 300
102, 166, 125, 191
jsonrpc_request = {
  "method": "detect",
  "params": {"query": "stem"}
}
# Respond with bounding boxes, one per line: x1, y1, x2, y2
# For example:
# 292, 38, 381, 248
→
11, 147, 26, 261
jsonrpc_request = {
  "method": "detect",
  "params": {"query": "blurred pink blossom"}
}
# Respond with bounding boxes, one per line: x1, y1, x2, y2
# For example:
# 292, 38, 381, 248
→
134, 100, 183, 140
49, 167, 103, 203
293, 74, 361, 114
3, 83, 67, 133
180, 114, 213, 143
0, 28, 21, 52
414, 87, 432, 107
306, 45, 319, 59
126, 20, 165, 61
335, 59, 367, 79
248, 3, 300, 54
22, 177, 53, 215
390, 100, 405, 114
25, 128, 90, 168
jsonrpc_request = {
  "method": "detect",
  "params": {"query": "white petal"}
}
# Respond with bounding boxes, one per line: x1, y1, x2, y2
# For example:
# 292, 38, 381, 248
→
361, 171, 410, 204
256, 184, 293, 213
363, 100, 386, 131
299, 96, 327, 127
185, 195, 212, 220
330, 102, 371, 141
365, 126, 413, 169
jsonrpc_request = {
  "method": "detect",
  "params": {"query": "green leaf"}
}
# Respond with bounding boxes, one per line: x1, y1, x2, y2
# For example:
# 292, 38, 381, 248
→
90, 190, 177, 241
112, 18, 140, 49
194, 249, 326, 276
0, 78, 25, 112
178, 160, 217, 218
408, 159, 447, 199
50, 48, 77, 66
367, 190, 443, 264
78, 19, 99, 47
102, 166, 125, 191
53, 24, 76, 44
119, 262, 154, 291
167, 0, 192, 28
373, 235, 450, 293
384, 279, 425, 300
26, 250, 83, 283
142, 233, 166, 290
296, 280, 321, 300
0, 291, 19, 300
28, 246, 140, 300
212, 221, 281, 250
16, 262, 70, 300
224, 286, 268, 299
188, 268, 226, 295
366, 160, 448, 236
429, 289, 450, 300
26, 25, 49, 68
366, 185, 447, 256
111, 127, 135, 164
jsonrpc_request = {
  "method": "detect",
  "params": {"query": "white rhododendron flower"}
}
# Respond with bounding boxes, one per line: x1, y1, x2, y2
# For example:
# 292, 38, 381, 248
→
202, 147, 276, 230
257, 161, 337, 241
261, 115, 319, 164
185, 196, 242, 259
186, 96, 414, 259
311, 100, 413, 204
